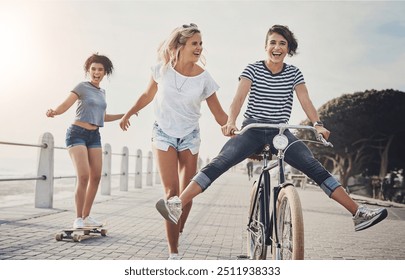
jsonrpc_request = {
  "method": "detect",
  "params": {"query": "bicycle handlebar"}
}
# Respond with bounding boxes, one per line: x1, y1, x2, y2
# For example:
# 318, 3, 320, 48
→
233, 123, 334, 148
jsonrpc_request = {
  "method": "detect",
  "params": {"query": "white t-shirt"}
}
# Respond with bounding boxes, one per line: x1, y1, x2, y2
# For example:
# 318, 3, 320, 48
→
151, 63, 219, 138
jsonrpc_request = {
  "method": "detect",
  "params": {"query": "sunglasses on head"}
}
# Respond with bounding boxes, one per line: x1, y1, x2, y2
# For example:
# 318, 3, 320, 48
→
182, 23, 198, 28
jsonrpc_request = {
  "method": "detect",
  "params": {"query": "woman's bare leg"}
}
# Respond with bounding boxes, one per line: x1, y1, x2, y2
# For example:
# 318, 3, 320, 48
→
179, 181, 203, 208
82, 147, 102, 218
154, 147, 181, 254
178, 150, 199, 234
331, 186, 358, 215
68, 146, 90, 218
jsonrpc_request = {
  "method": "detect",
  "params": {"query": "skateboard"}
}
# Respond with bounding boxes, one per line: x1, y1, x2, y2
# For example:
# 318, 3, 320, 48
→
55, 226, 107, 242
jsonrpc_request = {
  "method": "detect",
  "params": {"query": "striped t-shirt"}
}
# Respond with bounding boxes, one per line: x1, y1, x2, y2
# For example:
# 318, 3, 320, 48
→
240, 61, 305, 123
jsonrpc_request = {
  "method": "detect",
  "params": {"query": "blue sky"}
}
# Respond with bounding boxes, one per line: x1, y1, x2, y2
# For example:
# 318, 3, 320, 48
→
1, 0, 405, 174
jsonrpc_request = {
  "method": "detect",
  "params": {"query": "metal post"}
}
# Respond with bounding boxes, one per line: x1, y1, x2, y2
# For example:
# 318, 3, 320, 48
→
146, 151, 153, 186
101, 143, 111, 195
35, 132, 54, 208
135, 149, 142, 189
120, 146, 129, 191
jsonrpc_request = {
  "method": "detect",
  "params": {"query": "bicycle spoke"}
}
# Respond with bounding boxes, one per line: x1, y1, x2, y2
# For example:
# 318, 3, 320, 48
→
279, 200, 293, 259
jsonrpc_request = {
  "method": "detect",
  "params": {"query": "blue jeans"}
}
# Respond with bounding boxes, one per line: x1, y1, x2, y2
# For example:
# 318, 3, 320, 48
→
192, 118, 340, 197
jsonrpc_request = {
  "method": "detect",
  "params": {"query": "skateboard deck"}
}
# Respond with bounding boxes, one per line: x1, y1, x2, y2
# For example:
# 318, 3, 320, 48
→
55, 226, 107, 242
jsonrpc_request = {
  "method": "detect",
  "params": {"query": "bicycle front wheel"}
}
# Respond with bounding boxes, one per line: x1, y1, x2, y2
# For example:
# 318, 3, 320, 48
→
272, 184, 304, 260
247, 182, 267, 260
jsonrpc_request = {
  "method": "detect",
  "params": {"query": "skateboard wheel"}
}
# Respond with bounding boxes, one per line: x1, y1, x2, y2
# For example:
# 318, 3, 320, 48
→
72, 234, 80, 242
55, 233, 63, 241
83, 230, 90, 235
100, 229, 107, 236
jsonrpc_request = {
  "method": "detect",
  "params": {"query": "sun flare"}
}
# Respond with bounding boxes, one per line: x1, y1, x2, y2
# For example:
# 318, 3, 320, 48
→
0, 3, 39, 92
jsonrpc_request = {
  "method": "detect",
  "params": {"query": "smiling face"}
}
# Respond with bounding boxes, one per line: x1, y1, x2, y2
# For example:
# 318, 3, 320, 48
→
88, 63, 106, 86
179, 33, 203, 64
265, 32, 289, 64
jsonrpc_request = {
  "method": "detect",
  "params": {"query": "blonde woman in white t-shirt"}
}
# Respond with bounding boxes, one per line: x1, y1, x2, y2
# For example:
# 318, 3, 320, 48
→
120, 23, 228, 260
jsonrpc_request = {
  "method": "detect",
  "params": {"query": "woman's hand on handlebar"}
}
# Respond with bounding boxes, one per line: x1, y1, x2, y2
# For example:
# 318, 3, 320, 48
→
221, 123, 238, 136
315, 125, 330, 140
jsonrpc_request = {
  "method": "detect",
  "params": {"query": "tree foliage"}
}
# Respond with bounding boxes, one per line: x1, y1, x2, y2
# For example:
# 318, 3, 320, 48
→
298, 89, 405, 188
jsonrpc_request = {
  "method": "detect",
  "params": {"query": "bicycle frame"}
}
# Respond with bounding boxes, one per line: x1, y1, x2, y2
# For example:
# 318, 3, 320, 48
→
246, 144, 285, 259
238, 123, 332, 260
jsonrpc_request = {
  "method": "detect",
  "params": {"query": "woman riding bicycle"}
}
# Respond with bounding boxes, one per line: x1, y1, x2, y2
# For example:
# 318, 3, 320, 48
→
156, 25, 388, 240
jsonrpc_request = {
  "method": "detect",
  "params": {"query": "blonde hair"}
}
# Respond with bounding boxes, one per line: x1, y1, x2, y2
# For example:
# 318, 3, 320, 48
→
157, 23, 206, 70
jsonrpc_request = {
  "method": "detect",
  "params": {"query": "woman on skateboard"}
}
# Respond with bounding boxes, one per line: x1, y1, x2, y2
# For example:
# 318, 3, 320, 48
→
46, 53, 124, 229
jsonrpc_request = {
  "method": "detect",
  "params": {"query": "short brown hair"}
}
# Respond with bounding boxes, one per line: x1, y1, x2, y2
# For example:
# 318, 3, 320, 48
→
265, 25, 298, 56
84, 53, 114, 76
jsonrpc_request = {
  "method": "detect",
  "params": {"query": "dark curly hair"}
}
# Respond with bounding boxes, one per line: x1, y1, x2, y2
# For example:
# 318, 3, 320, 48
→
265, 25, 298, 56
84, 53, 114, 76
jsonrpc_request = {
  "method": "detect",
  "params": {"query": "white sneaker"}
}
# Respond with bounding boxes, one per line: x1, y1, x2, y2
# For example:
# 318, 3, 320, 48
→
156, 196, 182, 224
73, 217, 84, 229
168, 253, 182, 260
83, 216, 103, 227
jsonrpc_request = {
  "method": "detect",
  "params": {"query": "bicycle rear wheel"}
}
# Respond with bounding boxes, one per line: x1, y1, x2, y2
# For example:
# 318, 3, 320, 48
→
247, 182, 267, 259
272, 184, 304, 260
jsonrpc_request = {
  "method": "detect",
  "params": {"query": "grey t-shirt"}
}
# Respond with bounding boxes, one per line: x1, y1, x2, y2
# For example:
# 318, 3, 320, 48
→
72, 82, 107, 127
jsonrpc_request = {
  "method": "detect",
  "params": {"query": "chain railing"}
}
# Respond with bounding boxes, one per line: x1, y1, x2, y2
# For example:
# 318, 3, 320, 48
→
0, 133, 159, 208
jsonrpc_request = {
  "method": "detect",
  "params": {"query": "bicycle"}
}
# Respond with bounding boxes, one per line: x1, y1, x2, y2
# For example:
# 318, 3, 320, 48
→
234, 123, 333, 260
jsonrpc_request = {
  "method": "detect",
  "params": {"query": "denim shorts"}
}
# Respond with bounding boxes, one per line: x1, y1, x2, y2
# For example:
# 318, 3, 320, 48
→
65, 124, 102, 149
151, 122, 201, 155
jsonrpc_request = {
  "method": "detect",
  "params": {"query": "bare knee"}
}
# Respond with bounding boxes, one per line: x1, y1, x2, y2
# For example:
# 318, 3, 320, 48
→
76, 174, 89, 187
90, 174, 101, 185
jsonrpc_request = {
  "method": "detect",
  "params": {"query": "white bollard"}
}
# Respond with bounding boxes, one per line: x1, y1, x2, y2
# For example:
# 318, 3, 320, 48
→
35, 132, 54, 208
146, 151, 153, 186
100, 143, 112, 195
135, 149, 142, 189
120, 146, 129, 191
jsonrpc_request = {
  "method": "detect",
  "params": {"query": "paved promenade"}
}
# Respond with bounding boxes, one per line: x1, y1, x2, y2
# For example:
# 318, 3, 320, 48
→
0, 170, 404, 261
